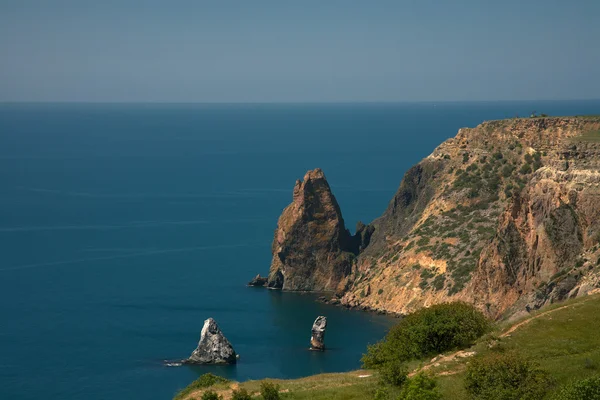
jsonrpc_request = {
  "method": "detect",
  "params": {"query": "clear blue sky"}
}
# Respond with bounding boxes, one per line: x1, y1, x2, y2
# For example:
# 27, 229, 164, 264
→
1, 0, 599, 102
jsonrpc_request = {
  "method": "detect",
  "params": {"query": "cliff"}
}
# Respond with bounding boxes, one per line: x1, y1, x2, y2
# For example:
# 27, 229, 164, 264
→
264, 117, 600, 319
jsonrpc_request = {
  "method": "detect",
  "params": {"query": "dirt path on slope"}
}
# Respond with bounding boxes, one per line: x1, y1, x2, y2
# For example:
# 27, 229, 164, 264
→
499, 304, 572, 338
410, 303, 575, 377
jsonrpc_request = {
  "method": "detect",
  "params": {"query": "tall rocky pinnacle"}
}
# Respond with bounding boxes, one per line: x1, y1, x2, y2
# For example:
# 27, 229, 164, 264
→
185, 318, 237, 365
266, 168, 373, 292
310, 316, 327, 350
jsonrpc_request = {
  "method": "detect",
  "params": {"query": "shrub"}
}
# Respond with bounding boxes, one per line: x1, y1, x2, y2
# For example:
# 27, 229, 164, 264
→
501, 165, 514, 177
417, 236, 430, 246
174, 373, 229, 400
432, 274, 445, 291
201, 390, 222, 400
374, 386, 389, 400
191, 373, 228, 388
533, 152, 543, 170
520, 164, 532, 174
378, 360, 408, 387
464, 353, 553, 400
551, 376, 600, 400
420, 269, 435, 280
231, 388, 252, 400
362, 302, 489, 368
260, 381, 280, 400
398, 373, 442, 400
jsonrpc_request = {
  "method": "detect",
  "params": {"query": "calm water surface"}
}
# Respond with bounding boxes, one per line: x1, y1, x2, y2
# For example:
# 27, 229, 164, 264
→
1, 101, 598, 400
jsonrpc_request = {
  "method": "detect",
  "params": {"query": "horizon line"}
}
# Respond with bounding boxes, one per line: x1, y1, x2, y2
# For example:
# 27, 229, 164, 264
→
1, 98, 600, 105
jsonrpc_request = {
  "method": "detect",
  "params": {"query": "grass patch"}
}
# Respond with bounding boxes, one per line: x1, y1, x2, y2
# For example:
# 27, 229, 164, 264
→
174, 373, 230, 400
573, 130, 600, 142
176, 371, 379, 400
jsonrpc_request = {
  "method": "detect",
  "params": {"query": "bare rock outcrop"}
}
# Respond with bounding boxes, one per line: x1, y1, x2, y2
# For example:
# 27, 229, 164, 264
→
266, 168, 369, 292
247, 274, 268, 287
185, 318, 237, 365
310, 316, 327, 350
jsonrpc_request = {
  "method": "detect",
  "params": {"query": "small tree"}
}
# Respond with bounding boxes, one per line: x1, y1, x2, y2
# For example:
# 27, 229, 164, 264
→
260, 381, 280, 400
378, 360, 408, 387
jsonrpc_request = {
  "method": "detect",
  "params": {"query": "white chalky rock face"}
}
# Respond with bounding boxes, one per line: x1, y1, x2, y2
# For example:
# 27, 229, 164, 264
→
187, 318, 237, 364
310, 316, 327, 350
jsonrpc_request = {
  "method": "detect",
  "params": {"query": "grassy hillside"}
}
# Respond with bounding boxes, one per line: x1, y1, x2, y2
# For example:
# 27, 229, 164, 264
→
176, 293, 600, 399
434, 293, 600, 398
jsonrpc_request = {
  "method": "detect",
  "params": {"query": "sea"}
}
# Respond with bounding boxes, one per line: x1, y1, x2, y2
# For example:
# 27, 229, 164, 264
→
1, 100, 598, 400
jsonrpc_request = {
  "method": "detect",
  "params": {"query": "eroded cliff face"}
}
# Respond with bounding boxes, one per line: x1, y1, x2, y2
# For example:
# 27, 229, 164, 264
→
266, 168, 371, 292
267, 117, 600, 320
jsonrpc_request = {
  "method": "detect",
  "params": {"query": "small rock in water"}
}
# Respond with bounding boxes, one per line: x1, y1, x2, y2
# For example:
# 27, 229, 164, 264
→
310, 316, 327, 350
184, 318, 237, 364
247, 274, 268, 287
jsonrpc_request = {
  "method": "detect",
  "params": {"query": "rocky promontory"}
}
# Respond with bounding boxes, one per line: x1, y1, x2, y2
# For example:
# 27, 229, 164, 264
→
254, 117, 600, 320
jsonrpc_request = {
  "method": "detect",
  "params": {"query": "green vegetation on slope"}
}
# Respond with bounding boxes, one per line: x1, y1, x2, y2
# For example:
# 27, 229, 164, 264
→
362, 303, 489, 369
434, 294, 600, 399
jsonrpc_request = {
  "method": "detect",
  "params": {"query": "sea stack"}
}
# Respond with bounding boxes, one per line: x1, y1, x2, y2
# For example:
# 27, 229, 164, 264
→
266, 169, 370, 292
185, 318, 237, 364
310, 316, 327, 350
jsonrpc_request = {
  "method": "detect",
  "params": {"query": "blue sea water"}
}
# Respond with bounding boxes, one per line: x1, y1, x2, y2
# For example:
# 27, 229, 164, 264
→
0, 101, 599, 400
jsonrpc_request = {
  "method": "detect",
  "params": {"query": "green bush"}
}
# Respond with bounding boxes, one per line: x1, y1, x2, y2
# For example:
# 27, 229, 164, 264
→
464, 353, 553, 400
173, 373, 229, 400
417, 236, 430, 246
432, 274, 445, 291
519, 163, 532, 174
398, 373, 442, 400
551, 376, 600, 400
373, 386, 389, 400
231, 388, 252, 400
260, 381, 280, 400
362, 302, 489, 368
378, 359, 408, 386
201, 390, 222, 400
501, 164, 514, 178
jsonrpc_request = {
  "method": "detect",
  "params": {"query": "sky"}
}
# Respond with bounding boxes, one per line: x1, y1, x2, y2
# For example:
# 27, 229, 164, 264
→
1, 0, 599, 102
